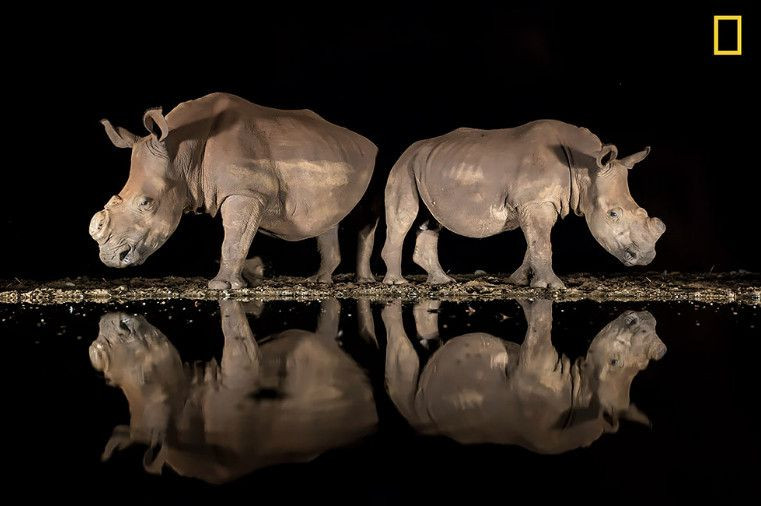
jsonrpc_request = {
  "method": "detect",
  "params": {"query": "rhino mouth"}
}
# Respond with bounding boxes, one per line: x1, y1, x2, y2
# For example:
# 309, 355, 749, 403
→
100, 242, 145, 268
623, 248, 638, 266
619, 246, 655, 267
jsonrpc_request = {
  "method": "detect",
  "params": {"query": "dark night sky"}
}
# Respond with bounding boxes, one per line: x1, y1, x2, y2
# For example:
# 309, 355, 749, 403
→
3, 2, 757, 280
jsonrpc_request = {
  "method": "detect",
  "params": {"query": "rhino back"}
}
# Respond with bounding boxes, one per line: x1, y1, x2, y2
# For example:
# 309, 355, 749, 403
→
168, 93, 376, 237
411, 120, 586, 237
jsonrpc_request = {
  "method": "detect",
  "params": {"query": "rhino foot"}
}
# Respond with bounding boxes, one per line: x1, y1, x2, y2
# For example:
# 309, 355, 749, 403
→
383, 274, 408, 285
356, 274, 377, 284
426, 273, 455, 285
530, 274, 565, 290
508, 267, 530, 286
306, 273, 334, 284
208, 275, 248, 290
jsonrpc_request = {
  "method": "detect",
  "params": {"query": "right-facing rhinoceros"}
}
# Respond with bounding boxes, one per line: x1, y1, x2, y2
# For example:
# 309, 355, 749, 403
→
381, 120, 666, 288
89, 92, 378, 288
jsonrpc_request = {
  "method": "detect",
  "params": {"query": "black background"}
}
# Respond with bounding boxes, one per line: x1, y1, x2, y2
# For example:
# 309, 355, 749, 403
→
4, 2, 757, 280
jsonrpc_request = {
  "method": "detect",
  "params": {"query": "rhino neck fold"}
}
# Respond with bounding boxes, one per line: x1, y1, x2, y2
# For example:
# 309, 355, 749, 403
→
569, 167, 593, 218
172, 137, 209, 215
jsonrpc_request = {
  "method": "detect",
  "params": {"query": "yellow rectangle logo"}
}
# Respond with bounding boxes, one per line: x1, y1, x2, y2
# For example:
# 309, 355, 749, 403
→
714, 15, 742, 55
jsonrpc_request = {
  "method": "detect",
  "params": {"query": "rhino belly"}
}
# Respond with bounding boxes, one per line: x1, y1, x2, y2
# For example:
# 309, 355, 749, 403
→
417, 166, 517, 238
262, 158, 372, 240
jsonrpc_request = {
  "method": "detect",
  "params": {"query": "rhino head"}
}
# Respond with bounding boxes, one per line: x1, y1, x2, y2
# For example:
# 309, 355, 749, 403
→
89, 109, 186, 268
581, 145, 666, 266
579, 309, 666, 431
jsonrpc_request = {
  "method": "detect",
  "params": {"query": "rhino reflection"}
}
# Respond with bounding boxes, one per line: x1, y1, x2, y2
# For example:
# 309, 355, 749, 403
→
384, 299, 666, 453
89, 299, 377, 483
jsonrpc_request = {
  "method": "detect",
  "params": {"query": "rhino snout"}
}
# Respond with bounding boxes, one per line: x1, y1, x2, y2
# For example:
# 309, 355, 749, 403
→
89, 210, 111, 243
649, 341, 667, 360
649, 217, 666, 238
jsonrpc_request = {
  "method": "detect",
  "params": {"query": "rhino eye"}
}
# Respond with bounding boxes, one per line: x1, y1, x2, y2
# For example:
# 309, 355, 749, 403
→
610, 358, 620, 366
626, 315, 638, 326
608, 209, 620, 220
138, 197, 155, 210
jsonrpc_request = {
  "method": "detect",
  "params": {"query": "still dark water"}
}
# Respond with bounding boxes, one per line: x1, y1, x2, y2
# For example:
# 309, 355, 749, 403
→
4, 298, 759, 504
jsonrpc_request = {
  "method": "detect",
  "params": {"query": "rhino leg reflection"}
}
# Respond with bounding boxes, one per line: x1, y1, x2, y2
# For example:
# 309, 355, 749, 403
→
516, 299, 561, 371
382, 301, 425, 426
219, 300, 262, 389
357, 298, 379, 347
413, 299, 441, 348
510, 203, 565, 289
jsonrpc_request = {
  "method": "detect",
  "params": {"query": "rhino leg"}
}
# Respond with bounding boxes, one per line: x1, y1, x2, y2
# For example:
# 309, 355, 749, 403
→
516, 298, 559, 371
510, 202, 565, 289
209, 195, 266, 290
382, 163, 419, 284
219, 300, 261, 389
356, 218, 378, 283
307, 225, 341, 283
241, 256, 265, 285
413, 299, 441, 349
357, 298, 378, 347
382, 301, 424, 425
413, 220, 454, 284
316, 298, 341, 340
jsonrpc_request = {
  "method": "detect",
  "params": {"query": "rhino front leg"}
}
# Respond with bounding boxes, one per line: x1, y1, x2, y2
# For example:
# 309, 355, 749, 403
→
510, 202, 565, 289
209, 195, 266, 290
307, 225, 341, 283
413, 220, 454, 284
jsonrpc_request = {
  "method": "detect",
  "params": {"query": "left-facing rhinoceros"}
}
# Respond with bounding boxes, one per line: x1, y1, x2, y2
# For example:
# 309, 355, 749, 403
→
89, 92, 377, 288
381, 120, 666, 288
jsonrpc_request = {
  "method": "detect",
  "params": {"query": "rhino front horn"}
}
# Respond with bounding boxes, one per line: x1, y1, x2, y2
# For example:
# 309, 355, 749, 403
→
89, 210, 110, 243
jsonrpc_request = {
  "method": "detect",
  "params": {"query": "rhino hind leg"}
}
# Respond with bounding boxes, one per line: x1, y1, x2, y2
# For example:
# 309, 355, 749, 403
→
413, 220, 454, 284
241, 256, 265, 285
509, 202, 565, 290
382, 162, 420, 284
356, 218, 379, 283
307, 225, 341, 284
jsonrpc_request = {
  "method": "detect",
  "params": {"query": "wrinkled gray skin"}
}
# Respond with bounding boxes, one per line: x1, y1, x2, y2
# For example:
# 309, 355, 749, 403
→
89, 93, 378, 288
382, 120, 666, 288
383, 299, 666, 453
89, 299, 377, 484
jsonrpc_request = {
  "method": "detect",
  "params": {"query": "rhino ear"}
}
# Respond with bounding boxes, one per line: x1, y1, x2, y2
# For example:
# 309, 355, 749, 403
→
143, 107, 169, 142
595, 144, 619, 170
618, 146, 651, 169
101, 119, 139, 149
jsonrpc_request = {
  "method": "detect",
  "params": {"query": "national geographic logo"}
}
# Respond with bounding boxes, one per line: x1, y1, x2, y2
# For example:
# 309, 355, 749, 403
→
714, 15, 742, 55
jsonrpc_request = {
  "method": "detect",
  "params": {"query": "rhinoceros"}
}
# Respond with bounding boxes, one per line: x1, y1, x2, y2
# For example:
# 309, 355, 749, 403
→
88, 299, 377, 484
381, 120, 666, 288
89, 92, 378, 288
383, 299, 666, 453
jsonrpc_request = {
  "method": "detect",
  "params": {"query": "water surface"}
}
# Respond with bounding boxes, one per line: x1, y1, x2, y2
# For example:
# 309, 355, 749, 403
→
5, 298, 759, 503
